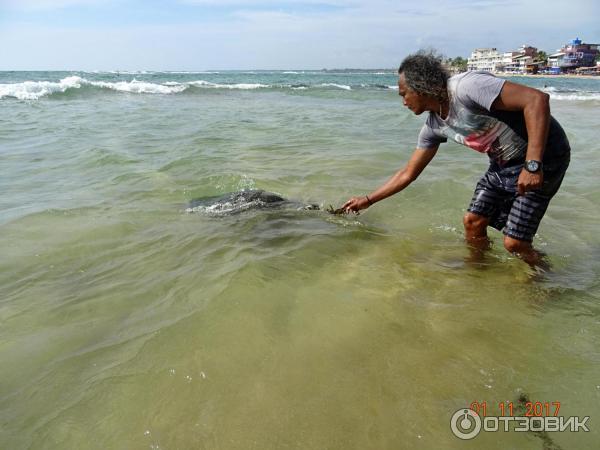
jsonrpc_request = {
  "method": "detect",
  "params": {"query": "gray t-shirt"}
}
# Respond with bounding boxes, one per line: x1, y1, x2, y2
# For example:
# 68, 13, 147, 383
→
417, 71, 570, 165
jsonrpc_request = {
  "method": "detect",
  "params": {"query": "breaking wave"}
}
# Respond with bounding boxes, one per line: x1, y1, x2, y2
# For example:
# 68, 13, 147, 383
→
0, 76, 85, 100
317, 83, 352, 90
187, 80, 270, 89
548, 92, 600, 101
3, 75, 598, 101
0, 76, 376, 99
0, 76, 187, 100
542, 86, 600, 101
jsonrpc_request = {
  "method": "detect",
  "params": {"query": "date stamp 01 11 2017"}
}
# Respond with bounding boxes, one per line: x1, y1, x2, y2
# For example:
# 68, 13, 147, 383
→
450, 398, 591, 440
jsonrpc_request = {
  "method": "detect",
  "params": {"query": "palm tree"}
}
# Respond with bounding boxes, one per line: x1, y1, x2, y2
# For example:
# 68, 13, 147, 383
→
443, 56, 468, 73
535, 51, 548, 64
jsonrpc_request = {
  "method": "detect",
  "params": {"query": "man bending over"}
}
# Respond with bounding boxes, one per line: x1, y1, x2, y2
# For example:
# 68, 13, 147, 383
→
343, 51, 570, 266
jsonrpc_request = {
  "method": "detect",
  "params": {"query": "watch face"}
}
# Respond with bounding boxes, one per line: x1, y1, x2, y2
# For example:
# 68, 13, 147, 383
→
526, 160, 540, 172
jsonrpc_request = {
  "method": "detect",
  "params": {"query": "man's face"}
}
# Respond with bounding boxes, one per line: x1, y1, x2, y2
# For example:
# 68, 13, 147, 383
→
398, 73, 426, 115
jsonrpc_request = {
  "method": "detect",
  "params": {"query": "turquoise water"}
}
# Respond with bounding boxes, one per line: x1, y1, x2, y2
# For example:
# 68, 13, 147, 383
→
1, 71, 600, 449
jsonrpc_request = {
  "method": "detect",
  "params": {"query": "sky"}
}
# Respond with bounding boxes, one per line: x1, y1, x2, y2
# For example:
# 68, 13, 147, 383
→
0, 0, 598, 70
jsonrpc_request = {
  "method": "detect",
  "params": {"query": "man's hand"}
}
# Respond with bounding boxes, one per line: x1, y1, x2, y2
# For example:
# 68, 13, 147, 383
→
517, 169, 543, 195
342, 196, 371, 214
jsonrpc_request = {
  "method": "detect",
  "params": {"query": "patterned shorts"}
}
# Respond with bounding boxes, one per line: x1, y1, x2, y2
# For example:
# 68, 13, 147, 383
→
467, 155, 570, 242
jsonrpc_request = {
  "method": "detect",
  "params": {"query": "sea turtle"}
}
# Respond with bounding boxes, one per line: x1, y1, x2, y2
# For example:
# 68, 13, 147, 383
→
186, 189, 321, 215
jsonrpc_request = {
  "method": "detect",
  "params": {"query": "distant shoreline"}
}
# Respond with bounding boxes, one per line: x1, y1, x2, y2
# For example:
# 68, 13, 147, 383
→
493, 72, 600, 79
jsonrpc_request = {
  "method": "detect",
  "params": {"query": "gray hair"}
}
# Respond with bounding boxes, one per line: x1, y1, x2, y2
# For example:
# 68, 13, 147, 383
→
398, 50, 449, 101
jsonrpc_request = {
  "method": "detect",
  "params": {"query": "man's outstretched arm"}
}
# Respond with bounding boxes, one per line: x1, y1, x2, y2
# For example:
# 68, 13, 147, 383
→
342, 146, 438, 213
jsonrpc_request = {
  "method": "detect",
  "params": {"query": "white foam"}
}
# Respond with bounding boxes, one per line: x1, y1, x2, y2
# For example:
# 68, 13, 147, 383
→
165, 71, 220, 74
188, 80, 218, 87
188, 80, 270, 89
318, 83, 352, 90
98, 70, 153, 75
228, 83, 269, 89
549, 92, 600, 101
541, 86, 600, 100
91, 79, 187, 94
185, 199, 265, 215
0, 76, 189, 99
0, 75, 84, 100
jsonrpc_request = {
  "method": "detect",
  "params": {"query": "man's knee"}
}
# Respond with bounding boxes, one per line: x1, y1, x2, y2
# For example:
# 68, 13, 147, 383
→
463, 212, 488, 233
503, 236, 531, 254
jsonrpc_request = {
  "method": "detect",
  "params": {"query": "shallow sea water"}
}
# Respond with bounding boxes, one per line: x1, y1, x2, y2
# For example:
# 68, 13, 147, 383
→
1, 72, 600, 449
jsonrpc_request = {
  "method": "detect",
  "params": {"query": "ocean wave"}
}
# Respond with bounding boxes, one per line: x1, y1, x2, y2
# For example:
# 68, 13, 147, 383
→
84, 70, 155, 75
188, 80, 271, 89
0, 76, 188, 99
10, 75, 566, 100
165, 71, 221, 74
549, 92, 600, 101
541, 86, 600, 100
0, 76, 83, 100
0, 77, 284, 99
318, 83, 352, 90
92, 79, 188, 94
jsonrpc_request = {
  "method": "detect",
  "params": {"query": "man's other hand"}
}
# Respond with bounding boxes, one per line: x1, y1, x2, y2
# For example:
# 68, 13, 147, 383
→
517, 169, 543, 195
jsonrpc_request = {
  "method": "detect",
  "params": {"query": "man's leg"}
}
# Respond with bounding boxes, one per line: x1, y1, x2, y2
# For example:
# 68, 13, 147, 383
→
502, 156, 569, 268
464, 167, 508, 262
463, 212, 490, 249
463, 212, 492, 263
503, 236, 543, 267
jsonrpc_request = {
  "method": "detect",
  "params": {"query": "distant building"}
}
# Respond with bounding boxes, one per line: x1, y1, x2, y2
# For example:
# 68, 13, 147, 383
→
467, 48, 503, 72
468, 45, 537, 73
547, 52, 565, 74
549, 37, 599, 73
501, 45, 538, 73
513, 54, 534, 72
501, 52, 521, 72
575, 65, 600, 76
466, 38, 599, 75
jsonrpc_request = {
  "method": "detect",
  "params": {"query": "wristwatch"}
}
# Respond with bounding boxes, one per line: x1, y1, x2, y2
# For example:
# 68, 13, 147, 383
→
525, 160, 543, 173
